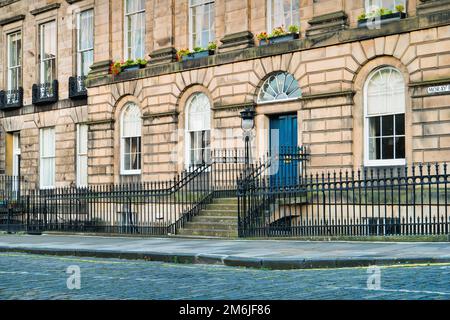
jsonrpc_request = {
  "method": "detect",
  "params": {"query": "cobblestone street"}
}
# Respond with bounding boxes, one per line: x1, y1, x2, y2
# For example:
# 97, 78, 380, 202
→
0, 252, 449, 300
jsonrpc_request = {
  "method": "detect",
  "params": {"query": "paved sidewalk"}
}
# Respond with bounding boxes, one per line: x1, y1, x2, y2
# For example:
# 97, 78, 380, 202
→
0, 234, 449, 269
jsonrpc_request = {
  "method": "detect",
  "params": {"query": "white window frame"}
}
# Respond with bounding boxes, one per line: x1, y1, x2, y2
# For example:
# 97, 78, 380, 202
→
39, 21, 57, 85
76, 9, 94, 77
7, 31, 22, 91
364, 66, 406, 167
267, 0, 300, 32
76, 124, 88, 187
364, 0, 407, 13
120, 103, 142, 175
185, 92, 212, 169
40, 127, 56, 190
124, 0, 146, 60
188, 0, 215, 50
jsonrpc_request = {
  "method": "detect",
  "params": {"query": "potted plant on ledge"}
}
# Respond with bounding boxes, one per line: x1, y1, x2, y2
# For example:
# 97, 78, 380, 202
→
357, 4, 406, 28
257, 25, 300, 46
177, 42, 217, 62
110, 58, 148, 75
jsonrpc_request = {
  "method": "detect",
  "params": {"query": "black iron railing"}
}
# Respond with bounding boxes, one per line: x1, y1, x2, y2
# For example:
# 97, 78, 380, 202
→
0, 88, 23, 110
24, 149, 247, 235
238, 161, 450, 238
69, 76, 87, 99
32, 80, 58, 105
0, 175, 31, 233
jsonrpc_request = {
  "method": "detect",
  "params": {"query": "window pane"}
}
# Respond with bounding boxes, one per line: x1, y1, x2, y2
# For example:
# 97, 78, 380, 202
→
382, 137, 394, 159
395, 114, 405, 135
395, 137, 405, 159
382, 115, 394, 136
369, 117, 381, 137
369, 137, 381, 160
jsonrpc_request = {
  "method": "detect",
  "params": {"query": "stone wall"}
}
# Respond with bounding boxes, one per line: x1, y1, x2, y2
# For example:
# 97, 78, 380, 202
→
0, 0, 449, 187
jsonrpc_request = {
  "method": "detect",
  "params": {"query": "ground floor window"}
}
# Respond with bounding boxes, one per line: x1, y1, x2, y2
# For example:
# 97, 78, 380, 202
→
40, 127, 55, 189
185, 93, 211, 168
121, 103, 142, 175
76, 124, 88, 187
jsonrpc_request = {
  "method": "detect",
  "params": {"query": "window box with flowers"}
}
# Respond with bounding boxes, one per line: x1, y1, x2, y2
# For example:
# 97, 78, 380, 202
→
257, 25, 300, 46
357, 5, 406, 28
110, 59, 148, 76
178, 42, 217, 62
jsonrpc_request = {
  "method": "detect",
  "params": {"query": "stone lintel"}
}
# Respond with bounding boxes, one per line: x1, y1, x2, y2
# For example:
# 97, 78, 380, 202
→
212, 101, 255, 112
66, 0, 83, 4
0, 14, 25, 26
30, 3, 61, 16
87, 60, 113, 82
417, 0, 450, 15
149, 47, 178, 65
219, 31, 255, 53
142, 111, 179, 119
301, 90, 356, 103
306, 11, 348, 39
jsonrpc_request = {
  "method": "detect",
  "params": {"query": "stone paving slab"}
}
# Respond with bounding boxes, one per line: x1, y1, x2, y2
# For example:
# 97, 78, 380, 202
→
0, 234, 449, 270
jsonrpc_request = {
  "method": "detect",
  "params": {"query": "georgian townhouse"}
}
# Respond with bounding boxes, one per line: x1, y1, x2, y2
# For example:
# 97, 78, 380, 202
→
0, 0, 449, 189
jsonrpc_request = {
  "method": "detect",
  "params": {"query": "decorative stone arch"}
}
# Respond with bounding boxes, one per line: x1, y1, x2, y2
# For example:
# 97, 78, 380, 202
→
176, 84, 214, 172
352, 56, 412, 168
113, 94, 143, 182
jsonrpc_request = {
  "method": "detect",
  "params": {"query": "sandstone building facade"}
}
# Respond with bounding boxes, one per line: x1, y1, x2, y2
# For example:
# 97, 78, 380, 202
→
0, 0, 450, 188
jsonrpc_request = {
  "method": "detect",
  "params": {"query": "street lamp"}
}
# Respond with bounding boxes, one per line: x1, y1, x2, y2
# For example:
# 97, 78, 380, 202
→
240, 107, 256, 170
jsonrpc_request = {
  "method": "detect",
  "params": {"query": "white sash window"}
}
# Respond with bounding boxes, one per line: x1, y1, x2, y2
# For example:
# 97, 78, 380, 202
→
121, 103, 142, 175
7, 31, 22, 92
124, 0, 146, 60
185, 93, 211, 168
77, 9, 94, 77
189, 0, 215, 49
77, 124, 88, 187
39, 21, 56, 85
267, 0, 300, 31
40, 127, 56, 189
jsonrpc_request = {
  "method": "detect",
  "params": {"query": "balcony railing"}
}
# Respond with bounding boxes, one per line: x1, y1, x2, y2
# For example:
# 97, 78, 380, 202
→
0, 88, 23, 110
32, 80, 59, 105
69, 76, 87, 100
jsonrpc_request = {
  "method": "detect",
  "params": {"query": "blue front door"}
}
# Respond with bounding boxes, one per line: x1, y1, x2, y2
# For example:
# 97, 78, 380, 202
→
270, 114, 298, 187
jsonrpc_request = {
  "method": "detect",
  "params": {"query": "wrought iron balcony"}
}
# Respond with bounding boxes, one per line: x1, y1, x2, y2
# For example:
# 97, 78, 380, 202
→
69, 76, 87, 100
32, 80, 59, 105
0, 87, 23, 110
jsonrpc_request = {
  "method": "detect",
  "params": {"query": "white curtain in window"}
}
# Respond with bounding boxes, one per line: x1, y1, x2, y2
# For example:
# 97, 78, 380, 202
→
39, 21, 56, 84
40, 128, 55, 189
7, 32, 21, 91
365, 0, 406, 12
269, 0, 300, 30
188, 93, 211, 132
367, 67, 405, 116
121, 103, 142, 173
125, 0, 146, 60
186, 93, 211, 167
77, 10, 94, 77
190, 0, 215, 49
77, 124, 88, 187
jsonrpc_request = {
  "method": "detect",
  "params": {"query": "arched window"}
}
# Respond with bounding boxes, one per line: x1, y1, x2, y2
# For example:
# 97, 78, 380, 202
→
121, 103, 142, 174
185, 93, 211, 168
257, 72, 301, 104
365, 66, 406, 166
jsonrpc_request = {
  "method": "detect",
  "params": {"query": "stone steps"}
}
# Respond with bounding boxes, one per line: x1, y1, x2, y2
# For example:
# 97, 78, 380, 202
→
178, 197, 239, 238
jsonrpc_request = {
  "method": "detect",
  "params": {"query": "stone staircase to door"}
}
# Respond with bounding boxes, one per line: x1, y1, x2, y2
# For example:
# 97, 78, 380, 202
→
177, 198, 238, 238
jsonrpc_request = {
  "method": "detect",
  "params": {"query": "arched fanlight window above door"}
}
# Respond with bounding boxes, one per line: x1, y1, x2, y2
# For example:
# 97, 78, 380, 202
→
257, 72, 301, 104
185, 92, 211, 168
